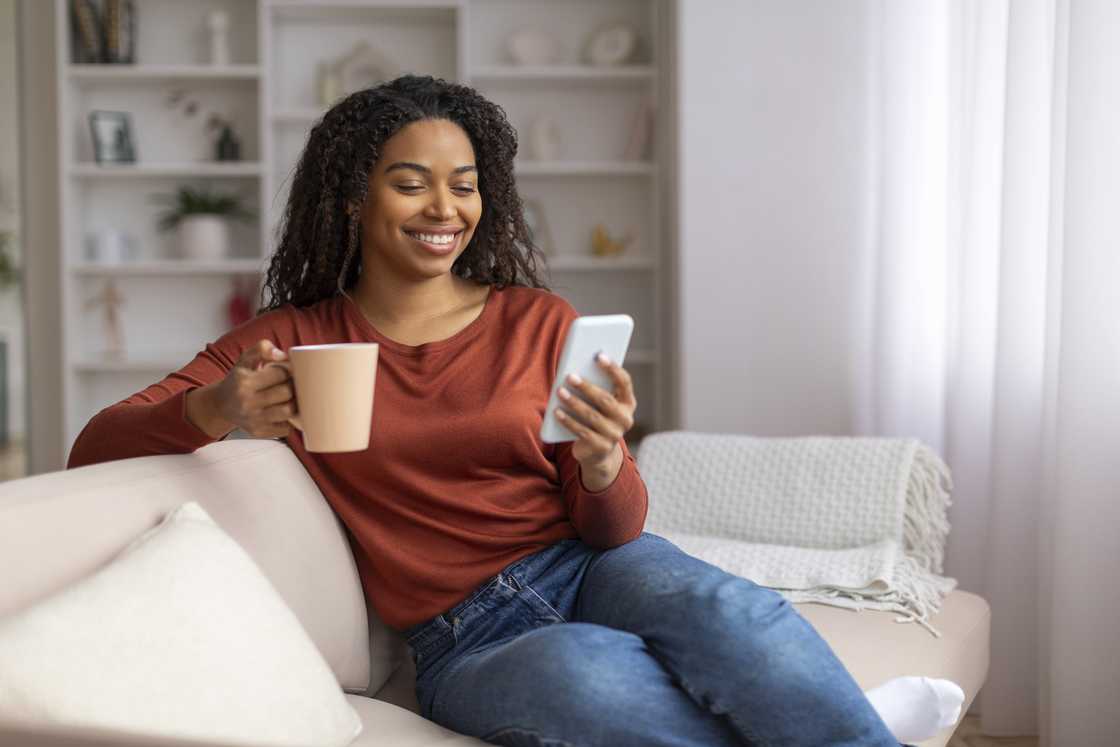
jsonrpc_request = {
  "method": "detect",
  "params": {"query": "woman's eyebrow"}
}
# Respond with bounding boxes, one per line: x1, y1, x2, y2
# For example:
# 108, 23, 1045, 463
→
385, 162, 477, 175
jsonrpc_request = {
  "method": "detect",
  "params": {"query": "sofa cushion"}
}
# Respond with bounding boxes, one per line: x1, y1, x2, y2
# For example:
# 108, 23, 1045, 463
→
344, 695, 486, 746
0, 440, 374, 693
0, 501, 363, 747
796, 589, 991, 747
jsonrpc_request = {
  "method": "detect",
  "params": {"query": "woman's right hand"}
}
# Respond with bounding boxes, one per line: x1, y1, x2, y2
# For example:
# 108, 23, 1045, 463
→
211, 339, 297, 439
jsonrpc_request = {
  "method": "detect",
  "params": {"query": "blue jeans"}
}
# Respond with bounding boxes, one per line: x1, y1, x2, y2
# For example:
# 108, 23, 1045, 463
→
404, 532, 910, 746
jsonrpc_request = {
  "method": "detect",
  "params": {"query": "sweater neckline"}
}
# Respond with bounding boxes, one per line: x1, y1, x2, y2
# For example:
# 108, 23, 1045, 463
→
339, 284, 498, 356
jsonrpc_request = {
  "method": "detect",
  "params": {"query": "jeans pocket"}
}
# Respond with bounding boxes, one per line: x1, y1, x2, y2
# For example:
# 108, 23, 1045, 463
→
502, 572, 566, 623
519, 586, 564, 622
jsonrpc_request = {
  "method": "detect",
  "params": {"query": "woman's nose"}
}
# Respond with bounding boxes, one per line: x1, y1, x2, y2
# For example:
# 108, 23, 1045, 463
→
425, 197, 456, 219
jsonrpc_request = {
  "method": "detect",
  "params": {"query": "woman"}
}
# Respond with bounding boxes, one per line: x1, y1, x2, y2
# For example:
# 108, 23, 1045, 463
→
69, 75, 961, 747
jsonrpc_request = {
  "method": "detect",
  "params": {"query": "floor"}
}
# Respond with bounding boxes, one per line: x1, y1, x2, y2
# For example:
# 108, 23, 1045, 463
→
948, 715, 1039, 747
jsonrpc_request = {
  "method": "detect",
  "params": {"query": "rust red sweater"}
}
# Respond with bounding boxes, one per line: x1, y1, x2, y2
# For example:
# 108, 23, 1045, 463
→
67, 285, 649, 631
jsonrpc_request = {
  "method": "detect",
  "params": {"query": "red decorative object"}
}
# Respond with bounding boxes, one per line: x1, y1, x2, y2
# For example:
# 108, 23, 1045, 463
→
227, 276, 255, 330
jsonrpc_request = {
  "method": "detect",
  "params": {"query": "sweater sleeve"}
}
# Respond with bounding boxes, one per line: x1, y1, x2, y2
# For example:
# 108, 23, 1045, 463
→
66, 309, 295, 469
547, 300, 649, 549
556, 439, 649, 549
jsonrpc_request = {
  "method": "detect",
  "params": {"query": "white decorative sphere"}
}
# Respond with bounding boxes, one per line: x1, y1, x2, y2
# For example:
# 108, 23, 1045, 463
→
506, 29, 561, 66
585, 24, 637, 67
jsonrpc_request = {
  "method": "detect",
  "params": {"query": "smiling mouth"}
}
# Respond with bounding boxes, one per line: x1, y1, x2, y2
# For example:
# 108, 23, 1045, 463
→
404, 230, 464, 255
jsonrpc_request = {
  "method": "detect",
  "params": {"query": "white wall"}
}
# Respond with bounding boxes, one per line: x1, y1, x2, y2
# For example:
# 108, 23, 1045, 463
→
0, 0, 26, 440
677, 0, 872, 435
19, 0, 65, 472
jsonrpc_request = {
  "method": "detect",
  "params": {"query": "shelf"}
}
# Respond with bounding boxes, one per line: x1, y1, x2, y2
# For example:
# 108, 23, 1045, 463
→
624, 349, 657, 365
70, 163, 264, 179
272, 108, 325, 125
68, 64, 262, 83
270, 0, 459, 8
73, 348, 660, 374
545, 255, 658, 271
270, 1, 458, 23
471, 65, 657, 84
72, 356, 192, 374
73, 260, 265, 276
514, 161, 656, 177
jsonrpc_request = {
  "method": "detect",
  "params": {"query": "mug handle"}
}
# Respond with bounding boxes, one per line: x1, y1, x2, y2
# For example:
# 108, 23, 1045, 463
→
263, 361, 303, 432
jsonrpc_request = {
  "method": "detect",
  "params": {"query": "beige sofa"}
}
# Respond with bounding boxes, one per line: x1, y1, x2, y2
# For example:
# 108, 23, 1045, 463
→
0, 439, 990, 747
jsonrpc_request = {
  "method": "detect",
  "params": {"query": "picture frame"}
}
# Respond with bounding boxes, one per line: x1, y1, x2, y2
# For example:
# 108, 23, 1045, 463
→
88, 110, 136, 164
522, 199, 554, 256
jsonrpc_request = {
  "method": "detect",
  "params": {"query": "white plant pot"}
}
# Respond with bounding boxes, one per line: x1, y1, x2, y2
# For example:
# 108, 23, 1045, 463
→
178, 215, 230, 261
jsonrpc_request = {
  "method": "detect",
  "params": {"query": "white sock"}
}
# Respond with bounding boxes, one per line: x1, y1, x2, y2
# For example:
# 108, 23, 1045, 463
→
863, 676, 965, 743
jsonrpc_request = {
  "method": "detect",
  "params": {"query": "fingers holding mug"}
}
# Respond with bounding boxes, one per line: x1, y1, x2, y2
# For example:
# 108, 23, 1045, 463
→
238, 339, 287, 372
262, 360, 303, 433
261, 401, 297, 432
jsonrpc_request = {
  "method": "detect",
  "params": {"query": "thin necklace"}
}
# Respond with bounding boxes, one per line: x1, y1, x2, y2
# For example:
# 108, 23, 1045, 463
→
343, 284, 480, 327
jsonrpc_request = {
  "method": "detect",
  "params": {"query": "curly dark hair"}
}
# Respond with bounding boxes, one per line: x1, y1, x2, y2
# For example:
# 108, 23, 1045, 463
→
259, 74, 550, 313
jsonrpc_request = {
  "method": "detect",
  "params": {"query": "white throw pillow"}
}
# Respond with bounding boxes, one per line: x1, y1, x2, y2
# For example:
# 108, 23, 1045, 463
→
0, 501, 362, 747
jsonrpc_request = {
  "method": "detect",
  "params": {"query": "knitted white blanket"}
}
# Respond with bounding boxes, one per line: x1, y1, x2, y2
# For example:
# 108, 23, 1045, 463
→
635, 432, 958, 637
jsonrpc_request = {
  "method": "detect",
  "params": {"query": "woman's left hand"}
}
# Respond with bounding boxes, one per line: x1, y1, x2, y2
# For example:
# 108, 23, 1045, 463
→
554, 352, 637, 468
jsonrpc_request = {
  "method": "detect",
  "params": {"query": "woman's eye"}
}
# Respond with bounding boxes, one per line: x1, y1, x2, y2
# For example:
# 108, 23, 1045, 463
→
397, 185, 476, 194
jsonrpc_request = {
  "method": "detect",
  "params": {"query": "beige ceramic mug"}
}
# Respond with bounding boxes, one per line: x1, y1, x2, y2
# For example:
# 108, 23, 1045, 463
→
268, 343, 379, 453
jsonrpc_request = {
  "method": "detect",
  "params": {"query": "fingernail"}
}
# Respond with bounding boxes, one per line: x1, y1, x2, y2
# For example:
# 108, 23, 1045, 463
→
597, 352, 611, 364
567, 373, 582, 385
271, 349, 285, 359
558, 387, 571, 399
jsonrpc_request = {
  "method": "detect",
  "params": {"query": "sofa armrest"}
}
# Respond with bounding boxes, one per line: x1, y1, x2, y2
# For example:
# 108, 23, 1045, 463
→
0, 722, 254, 747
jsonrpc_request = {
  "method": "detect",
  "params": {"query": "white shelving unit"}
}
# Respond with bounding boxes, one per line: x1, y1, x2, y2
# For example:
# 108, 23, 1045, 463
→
69, 162, 265, 178
72, 260, 267, 276
56, 0, 676, 455
69, 64, 263, 82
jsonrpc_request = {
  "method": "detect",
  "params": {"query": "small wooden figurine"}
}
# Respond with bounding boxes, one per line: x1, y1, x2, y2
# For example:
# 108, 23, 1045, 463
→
591, 224, 635, 258
84, 280, 126, 358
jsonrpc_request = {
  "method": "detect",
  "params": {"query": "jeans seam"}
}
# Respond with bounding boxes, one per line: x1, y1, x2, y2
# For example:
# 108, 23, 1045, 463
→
653, 646, 772, 747
573, 548, 610, 620
427, 654, 461, 724
482, 725, 577, 747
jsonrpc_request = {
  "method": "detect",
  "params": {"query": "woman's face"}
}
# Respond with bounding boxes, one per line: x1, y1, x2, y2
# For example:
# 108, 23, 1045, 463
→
359, 118, 483, 282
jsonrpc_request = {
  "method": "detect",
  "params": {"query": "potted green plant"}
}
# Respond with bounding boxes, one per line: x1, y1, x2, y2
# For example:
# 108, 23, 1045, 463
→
0, 231, 17, 292
152, 186, 254, 261
0, 231, 18, 447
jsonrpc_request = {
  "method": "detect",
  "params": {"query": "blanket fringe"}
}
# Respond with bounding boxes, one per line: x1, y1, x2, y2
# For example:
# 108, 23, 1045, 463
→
775, 444, 959, 638
902, 443, 954, 575
778, 550, 958, 638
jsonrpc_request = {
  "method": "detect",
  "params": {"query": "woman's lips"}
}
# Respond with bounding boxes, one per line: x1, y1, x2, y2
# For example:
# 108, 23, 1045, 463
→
405, 230, 462, 256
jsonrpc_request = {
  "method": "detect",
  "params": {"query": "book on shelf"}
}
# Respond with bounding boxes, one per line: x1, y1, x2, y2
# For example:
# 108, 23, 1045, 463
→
71, 0, 136, 64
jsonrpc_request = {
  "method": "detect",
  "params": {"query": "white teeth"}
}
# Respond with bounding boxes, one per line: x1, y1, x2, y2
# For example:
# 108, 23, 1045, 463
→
407, 231, 457, 245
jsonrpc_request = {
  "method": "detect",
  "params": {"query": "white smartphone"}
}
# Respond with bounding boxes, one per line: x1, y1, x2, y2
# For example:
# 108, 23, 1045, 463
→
540, 314, 635, 444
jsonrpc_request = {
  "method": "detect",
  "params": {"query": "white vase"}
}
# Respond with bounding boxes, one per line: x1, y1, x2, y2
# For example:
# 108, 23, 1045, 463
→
178, 215, 230, 261
528, 117, 562, 161
208, 10, 230, 66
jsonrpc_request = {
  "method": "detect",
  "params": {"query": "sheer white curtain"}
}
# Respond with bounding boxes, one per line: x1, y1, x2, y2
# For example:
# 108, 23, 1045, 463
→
864, 0, 1119, 743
